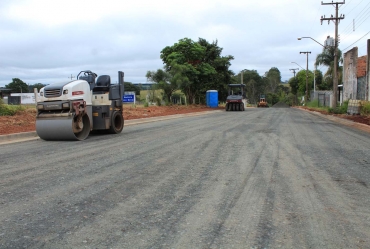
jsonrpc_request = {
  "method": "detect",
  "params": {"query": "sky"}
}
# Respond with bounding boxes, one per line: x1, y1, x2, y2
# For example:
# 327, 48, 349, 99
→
0, 0, 369, 88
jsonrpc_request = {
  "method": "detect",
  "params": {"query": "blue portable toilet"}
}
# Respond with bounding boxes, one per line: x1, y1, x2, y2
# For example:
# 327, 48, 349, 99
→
206, 90, 218, 108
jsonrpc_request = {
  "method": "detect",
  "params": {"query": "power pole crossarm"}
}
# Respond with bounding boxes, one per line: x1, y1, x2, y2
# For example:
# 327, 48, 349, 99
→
289, 68, 299, 78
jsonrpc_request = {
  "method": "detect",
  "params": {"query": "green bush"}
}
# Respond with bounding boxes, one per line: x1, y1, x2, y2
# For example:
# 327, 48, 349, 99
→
306, 100, 319, 108
143, 101, 149, 107
155, 97, 162, 106
328, 100, 349, 114
361, 101, 370, 116
328, 107, 342, 114
0, 101, 24, 116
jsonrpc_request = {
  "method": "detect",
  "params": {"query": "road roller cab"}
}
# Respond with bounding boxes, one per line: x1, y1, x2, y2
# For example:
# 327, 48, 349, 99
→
36, 70, 125, 141
225, 84, 247, 111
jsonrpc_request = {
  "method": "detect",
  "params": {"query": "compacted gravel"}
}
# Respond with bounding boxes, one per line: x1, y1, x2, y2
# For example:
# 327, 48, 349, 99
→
1, 107, 370, 248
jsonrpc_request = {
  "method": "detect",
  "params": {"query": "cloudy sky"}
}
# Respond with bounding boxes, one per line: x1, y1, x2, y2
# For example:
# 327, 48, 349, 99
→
0, 0, 369, 87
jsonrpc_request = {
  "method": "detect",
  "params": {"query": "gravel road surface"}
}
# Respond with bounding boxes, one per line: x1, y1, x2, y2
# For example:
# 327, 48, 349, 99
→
1, 108, 370, 249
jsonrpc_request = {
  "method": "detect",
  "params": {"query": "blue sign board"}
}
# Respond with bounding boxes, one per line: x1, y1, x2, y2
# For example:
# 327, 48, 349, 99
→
123, 94, 135, 103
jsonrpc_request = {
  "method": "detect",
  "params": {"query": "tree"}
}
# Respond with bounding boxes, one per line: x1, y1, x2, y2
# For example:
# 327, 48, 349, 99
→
288, 76, 299, 95
295, 70, 314, 95
313, 69, 330, 90
146, 63, 189, 103
264, 67, 282, 93
237, 69, 265, 104
6, 78, 29, 93
160, 38, 234, 104
124, 82, 141, 95
315, 46, 343, 89
28, 83, 46, 92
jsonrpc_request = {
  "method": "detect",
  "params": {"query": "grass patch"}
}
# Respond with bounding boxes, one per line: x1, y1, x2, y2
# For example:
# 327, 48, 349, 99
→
306, 99, 320, 108
360, 101, 370, 116
0, 100, 26, 116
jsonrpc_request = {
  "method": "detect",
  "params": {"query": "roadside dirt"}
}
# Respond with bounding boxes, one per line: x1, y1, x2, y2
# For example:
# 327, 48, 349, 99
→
297, 106, 370, 125
0, 105, 223, 135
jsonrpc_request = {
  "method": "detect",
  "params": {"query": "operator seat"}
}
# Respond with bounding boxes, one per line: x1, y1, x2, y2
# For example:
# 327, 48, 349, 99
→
94, 75, 111, 93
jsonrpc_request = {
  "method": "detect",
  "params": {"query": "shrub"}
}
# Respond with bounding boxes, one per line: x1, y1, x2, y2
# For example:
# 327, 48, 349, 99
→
155, 97, 162, 106
0, 102, 24, 116
328, 100, 349, 114
328, 107, 342, 114
361, 101, 370, 116
143, 101, 149, 107
306, 100, 319, 108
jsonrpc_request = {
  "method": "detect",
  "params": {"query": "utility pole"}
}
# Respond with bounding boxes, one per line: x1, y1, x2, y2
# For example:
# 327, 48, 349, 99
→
300, 51, 311, 105
290, 68, 299, 105
68, 74, 75, 80
367, 39, 370, 101
289, 68, 299, 78
321, 1, 345, 108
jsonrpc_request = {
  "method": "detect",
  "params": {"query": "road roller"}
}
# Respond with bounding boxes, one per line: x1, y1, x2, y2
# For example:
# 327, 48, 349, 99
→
225, 84, 247, 111
257, 94, 269, 107
35, 70, 125, 141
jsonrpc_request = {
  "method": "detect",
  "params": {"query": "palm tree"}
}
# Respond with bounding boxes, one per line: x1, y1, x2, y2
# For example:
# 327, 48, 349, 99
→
315, 46, 343, 90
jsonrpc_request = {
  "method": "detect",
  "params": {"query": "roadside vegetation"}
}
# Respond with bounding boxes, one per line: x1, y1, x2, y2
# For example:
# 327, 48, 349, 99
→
0, 98, 26, 116
361, 101, 370, 116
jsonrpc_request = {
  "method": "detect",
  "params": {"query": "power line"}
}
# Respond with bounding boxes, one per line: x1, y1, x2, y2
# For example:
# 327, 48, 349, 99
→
342, 30, 370, 51
339, 0, 354, 11
341, 1, 369, 35
341, 7, 370, 36
345, 0, 366, 16
355, 6, 370, 29
341, 7, 370, 43
341, 7, 370, 42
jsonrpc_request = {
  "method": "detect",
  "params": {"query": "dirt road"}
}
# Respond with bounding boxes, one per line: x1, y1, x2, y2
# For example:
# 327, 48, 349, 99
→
1, 108, 370, 248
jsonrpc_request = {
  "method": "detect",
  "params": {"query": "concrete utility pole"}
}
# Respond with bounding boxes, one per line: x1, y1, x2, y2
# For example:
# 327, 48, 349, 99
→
300, 51, 311, 105
240, 69, 247, 85
367, 39, 370, 101
321, 1, 345, 108
289, 68, 299, 78
68, 74, 75, 80
290, 68, 300, 106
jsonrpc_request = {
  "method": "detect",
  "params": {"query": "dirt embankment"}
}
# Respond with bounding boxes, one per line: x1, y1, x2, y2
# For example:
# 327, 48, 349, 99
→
0, 105, 223, 135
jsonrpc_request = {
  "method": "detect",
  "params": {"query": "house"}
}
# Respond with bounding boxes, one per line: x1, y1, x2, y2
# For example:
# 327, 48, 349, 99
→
0, 87, 12, 99
342, 40, 370, 101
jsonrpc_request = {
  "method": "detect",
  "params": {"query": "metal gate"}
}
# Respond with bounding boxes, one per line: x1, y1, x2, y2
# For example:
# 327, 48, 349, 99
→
318, 93, 326, 107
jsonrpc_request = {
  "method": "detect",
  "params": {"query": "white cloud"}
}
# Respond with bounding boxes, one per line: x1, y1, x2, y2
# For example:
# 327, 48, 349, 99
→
0, 0, 368, 87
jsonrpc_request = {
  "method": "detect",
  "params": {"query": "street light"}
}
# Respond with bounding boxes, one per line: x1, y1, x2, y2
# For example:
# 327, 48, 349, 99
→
300, 51, 311, 106
291, 62, 304, 70
297, 37, 326, 48
298, 36, 329, 101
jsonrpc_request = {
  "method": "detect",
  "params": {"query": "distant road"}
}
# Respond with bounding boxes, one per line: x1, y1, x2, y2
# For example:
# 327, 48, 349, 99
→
1, 108, 370, 248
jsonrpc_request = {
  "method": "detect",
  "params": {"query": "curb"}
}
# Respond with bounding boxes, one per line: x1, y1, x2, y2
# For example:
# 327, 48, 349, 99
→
296, 107, 370, 134
0, 110, 222, 144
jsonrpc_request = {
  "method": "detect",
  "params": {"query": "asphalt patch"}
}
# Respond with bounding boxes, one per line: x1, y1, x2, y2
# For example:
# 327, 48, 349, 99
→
272, 102, 290, 108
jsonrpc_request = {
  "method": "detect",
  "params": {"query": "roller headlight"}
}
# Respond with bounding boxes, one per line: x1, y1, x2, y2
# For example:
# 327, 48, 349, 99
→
63, 89, 68, 94
40, 91, 44, 97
